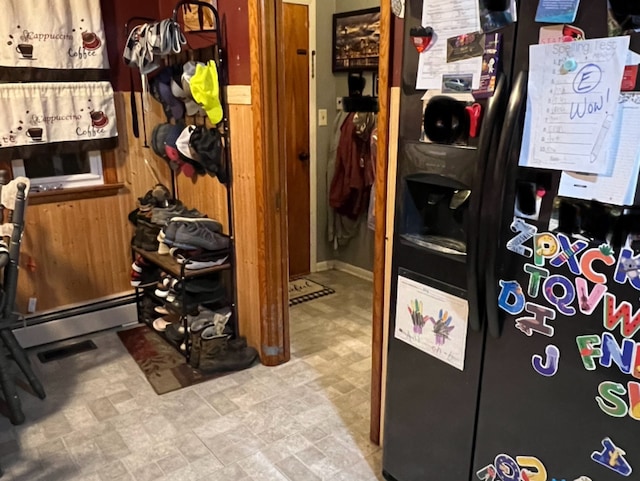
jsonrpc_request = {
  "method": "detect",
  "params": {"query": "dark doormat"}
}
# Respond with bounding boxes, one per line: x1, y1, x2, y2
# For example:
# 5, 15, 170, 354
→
289, 277, 335, 306
117, 325, 224, 395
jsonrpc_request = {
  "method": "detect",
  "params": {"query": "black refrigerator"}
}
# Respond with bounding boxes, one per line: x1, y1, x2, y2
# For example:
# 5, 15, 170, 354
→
383, 1, 640, 481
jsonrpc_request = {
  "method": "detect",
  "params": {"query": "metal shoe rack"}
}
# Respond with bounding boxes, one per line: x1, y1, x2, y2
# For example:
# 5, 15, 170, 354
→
129, 1, 239, 363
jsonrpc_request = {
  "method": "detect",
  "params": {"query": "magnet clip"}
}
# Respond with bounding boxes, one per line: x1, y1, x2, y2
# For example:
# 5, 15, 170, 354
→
409, 26, 435, 53
562, 58, 578, 74
465, 103, 482, 138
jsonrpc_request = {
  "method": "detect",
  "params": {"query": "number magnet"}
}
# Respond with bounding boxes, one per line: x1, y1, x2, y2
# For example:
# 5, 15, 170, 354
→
590, 437, 632, 477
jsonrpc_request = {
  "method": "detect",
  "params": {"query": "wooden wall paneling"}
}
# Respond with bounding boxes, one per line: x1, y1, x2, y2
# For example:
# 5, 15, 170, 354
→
370, 0, 392, 445
18, 192, 133, 313
16, 93, 172, 315
228, 104, 261, 350
248, 0, 290, 366
379, 86, 401, 444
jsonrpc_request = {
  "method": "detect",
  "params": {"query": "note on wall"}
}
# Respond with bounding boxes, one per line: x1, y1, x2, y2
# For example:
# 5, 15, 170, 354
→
416, 0, 482, 90
559, 93, 640, 206
519, 36, 630, 175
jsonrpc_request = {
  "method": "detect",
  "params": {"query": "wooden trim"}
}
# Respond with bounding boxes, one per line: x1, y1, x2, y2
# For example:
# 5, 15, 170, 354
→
102, 149, 119, 184
226, 85, 252, 105
370, 0, 392, 446
380, 86, 401, 444
249, 0, 290, 366
28, 183, 125, 205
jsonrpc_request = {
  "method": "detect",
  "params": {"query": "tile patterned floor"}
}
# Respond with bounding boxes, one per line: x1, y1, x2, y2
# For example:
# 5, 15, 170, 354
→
0, 270, 382, 481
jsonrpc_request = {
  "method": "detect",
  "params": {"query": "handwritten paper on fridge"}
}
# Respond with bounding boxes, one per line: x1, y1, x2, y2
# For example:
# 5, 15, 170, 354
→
519, 36, 630, 174
394, 275, 469, 371
416, 0, 482, 90
559, 93, 640, 206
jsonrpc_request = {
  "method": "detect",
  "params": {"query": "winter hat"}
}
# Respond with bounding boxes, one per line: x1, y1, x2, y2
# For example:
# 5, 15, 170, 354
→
190, 60, 224, 125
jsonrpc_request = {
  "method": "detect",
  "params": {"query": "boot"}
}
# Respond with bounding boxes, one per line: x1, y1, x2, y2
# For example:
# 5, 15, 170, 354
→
188, 317, 214, 368
198, 329, 258, 373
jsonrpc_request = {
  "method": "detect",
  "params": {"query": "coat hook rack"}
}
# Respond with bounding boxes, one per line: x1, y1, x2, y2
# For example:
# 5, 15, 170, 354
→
342, 71, 379, 113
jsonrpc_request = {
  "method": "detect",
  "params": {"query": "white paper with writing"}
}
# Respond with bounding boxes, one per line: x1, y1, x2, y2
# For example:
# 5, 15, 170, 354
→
519, 36, 630, 174
394, 275, 469, 371
559, 93, 640, 205
0, 82, 117, 149
416, 0, 482, 90
1, 0, 109, 70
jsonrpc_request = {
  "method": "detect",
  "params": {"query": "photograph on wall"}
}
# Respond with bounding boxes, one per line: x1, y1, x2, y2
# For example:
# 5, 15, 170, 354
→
332, 7, 380, 72
394, 275, 469, 371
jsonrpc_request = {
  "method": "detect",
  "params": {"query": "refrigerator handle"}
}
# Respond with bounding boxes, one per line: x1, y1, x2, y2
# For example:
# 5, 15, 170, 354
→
485, 70, 528, 338
467, 73, 508, 332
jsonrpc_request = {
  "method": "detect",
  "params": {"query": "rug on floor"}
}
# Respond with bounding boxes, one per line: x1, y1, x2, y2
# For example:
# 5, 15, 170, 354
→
289, 277, 335, 306
117, 325, 223, 395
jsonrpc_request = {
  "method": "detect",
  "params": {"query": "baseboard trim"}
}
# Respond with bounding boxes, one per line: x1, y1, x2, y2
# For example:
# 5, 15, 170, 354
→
314, 260, 374, 282
315, 261, 333, 272
13, 300, 137, 349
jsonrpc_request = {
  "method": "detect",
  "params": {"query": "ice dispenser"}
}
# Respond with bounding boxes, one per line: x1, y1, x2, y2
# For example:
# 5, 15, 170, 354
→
397, 116, 480, 258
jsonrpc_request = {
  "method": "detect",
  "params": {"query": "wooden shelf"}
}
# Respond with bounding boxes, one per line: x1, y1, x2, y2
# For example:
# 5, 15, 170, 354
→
132, 247, 231, 279
28, 183, 125, 205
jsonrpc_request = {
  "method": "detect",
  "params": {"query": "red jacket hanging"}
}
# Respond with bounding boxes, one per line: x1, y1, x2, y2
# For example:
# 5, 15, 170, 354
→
329, 113, 373, 221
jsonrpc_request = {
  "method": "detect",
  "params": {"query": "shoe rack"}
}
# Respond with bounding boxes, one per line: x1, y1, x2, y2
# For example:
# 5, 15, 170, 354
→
128, 1, 239, 364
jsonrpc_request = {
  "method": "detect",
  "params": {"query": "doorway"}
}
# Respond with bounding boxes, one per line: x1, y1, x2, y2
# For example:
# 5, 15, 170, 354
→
283, 1, 313, 278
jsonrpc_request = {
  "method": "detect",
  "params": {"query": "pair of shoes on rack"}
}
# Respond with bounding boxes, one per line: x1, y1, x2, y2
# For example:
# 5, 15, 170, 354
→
160, 217, 228, 252
188, 309, 258, 373
151, 202, 206, 227
131, 255, 160, 287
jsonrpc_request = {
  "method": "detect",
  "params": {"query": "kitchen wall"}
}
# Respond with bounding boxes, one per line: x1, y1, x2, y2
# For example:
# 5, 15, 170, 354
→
315, 0, 379, 272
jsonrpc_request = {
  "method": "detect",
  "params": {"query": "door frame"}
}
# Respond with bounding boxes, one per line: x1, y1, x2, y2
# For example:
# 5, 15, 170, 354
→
283, 0, 318, 273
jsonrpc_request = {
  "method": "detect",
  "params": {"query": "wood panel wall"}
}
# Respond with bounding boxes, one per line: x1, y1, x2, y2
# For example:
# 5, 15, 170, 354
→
18, 93, 170, 314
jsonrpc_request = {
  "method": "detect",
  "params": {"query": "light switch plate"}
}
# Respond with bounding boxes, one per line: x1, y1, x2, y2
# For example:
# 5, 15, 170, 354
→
318, 109, 328, 126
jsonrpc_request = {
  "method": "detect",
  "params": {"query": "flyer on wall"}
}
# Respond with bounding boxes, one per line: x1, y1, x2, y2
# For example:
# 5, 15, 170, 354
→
394, 275, 469, 371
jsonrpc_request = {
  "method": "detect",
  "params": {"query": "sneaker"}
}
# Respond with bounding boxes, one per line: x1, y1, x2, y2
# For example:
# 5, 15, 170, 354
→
137, 184, 172, 211
172, 223, 230, 251
151, 203, 206, 226
162, 218, 223, 246
154, 276, 178, 298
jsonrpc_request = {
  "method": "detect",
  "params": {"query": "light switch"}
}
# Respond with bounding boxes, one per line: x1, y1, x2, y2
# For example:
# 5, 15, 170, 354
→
318, 109, 328, 126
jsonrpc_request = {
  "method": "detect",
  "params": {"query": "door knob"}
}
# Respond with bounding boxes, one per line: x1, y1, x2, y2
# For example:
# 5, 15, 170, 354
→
298, 152, 310, 161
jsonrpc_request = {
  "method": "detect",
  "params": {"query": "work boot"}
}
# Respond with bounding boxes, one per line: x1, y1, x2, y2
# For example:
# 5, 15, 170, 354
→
198, 330, 258, 373
188, 317, 215, 368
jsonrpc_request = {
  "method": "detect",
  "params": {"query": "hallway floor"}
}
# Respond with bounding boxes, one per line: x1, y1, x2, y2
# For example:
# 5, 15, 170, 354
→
0, 270, 381, 481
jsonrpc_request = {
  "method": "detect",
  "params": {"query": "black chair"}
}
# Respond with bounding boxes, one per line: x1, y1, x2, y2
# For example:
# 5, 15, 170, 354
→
0, 178, 45, 428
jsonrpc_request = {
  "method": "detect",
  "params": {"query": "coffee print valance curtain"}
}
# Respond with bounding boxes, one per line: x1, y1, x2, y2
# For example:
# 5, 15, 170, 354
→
0, 82, 117, 157
0, 0, 109, 81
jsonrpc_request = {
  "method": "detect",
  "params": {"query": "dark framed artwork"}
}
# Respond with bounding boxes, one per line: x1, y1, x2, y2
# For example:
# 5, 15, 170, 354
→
332, 7, 381, 72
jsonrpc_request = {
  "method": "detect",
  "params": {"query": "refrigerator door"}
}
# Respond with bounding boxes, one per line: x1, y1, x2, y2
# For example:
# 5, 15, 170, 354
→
475, 1, 640, 479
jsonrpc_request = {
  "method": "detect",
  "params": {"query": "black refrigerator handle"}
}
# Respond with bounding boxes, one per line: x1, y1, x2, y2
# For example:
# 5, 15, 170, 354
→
466, 73, 508, 332
485, 70, 528, 338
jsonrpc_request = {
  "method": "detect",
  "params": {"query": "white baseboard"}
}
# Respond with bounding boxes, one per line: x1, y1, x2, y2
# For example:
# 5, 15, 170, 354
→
314, 260, 373, 282
13, 302, 137, 349
315, 261, 334, 272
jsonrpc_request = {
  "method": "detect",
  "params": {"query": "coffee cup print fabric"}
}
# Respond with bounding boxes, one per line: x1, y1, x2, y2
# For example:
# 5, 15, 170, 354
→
15, 43, 34, 59
1, 0, 110, 71
90, 110, 108, 128
26, 127, 43, 142
81, 32, 101, 51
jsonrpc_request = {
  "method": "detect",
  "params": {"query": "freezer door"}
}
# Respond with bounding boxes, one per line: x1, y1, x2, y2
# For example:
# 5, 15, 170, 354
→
473, 249, 640, 480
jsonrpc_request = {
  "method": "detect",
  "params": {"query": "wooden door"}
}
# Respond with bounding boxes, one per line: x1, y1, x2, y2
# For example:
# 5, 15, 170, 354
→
283, 3, 311, 278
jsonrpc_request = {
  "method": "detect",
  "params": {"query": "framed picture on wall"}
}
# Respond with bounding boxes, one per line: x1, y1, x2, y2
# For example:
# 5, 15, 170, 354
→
332, 7, 381, 72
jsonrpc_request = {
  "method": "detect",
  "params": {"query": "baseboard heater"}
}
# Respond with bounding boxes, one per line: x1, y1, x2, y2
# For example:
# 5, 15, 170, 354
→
11, 293, 137, 349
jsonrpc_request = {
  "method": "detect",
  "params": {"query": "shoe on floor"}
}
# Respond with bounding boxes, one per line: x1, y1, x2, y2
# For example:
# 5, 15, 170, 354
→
197, 333, 258, 373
